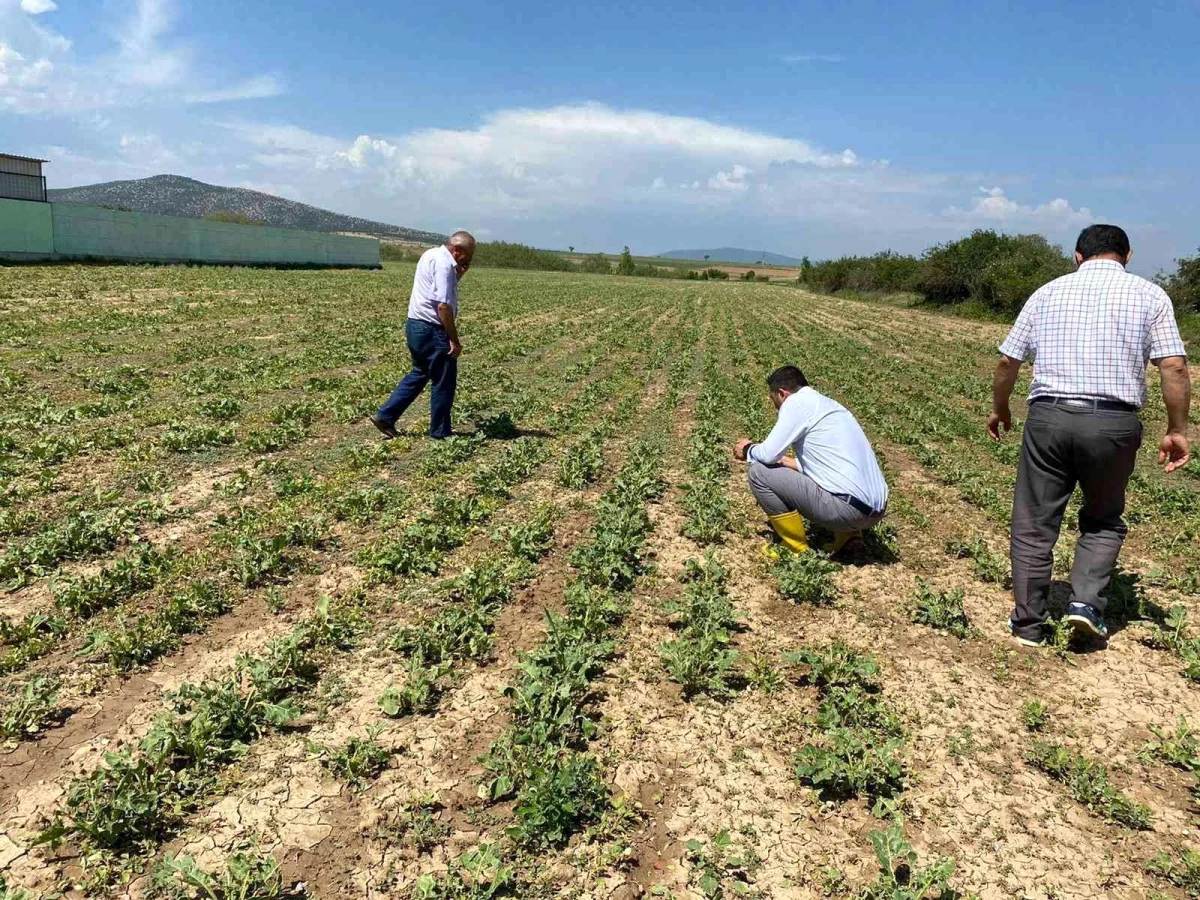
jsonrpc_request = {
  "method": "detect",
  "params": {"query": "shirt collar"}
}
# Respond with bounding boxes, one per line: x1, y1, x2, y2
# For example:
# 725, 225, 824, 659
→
1078, 259, 1126, 273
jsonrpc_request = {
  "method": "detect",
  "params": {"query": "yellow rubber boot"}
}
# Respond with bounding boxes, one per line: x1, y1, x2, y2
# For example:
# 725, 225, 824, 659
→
762, 511, 809, 559
828, 530, 863, 557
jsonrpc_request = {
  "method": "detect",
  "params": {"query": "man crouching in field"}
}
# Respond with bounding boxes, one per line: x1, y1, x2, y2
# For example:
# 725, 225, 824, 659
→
734, 365, 889, 556
369, 231, 475, 440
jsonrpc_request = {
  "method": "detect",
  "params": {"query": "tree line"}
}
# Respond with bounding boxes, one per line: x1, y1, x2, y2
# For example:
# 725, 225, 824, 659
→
797, 230, 1200, 317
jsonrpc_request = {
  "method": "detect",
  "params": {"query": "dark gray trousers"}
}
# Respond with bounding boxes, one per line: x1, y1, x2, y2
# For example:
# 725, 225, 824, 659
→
1009, 401, 1142, 637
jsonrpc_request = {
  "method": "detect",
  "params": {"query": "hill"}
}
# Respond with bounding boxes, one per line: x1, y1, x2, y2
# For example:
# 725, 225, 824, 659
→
47, 175, 445, 241
658, 247, 802, 266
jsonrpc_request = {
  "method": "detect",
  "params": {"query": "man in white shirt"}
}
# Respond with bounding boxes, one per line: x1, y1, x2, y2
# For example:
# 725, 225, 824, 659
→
370, 231, 475, 440
734, 365, 889, 556
990, 224, 1191, 647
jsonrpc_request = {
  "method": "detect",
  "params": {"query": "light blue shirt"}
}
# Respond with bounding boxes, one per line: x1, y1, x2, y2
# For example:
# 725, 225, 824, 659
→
749, 387, 889, 511
407, 245, 459, 326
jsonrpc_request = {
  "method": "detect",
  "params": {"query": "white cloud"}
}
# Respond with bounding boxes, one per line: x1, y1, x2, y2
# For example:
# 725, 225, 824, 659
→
946, 186, 1095, 224
118, 131, 179, 168
708, 164, 754, 192
0, 0, 279, 112
186, 74, 284, 104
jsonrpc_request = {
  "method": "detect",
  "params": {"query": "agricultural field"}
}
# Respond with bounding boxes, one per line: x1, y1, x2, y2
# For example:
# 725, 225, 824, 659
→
1, 262, 1199, 900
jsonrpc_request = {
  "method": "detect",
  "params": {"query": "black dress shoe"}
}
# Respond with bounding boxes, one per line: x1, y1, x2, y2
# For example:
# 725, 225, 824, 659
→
368, 415, 399, 440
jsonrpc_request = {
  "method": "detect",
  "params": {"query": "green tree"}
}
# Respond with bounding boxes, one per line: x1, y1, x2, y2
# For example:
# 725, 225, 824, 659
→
1158, 248, 1200, 314
617, 246, 636, 276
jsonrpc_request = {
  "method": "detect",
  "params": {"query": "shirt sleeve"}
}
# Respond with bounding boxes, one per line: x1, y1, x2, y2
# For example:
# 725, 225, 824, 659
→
998, 292, 1037, 361
749, 394, 816, 465
432, 258, 457, 310
1147, 290, 1187, 361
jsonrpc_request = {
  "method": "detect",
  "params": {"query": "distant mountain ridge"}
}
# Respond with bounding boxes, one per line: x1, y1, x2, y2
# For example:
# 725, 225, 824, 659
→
47, 174, 446, 242
658, 247, 802, 266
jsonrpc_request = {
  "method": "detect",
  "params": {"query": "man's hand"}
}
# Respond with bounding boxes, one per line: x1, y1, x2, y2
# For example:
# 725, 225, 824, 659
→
1160, 433, 1191, 473
448, 340, 462, 359
733, 438, 753, 462
987, 406, 1012, 441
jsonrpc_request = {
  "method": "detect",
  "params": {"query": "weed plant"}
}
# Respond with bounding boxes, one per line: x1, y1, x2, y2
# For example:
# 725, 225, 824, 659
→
1026, 741, 1153, 829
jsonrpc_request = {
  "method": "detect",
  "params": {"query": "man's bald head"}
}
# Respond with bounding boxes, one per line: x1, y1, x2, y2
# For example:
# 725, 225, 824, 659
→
446, 230, 476, 274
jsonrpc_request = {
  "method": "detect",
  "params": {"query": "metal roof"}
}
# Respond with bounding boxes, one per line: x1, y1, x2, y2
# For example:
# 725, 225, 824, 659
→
0, 154, 49, 163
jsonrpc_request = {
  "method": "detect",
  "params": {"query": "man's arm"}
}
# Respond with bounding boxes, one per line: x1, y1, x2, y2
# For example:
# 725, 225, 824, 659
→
734, 397, 811, 465
1156, 355, 1192, 473
437, 303, 461, 358
988, 354, 1023, 440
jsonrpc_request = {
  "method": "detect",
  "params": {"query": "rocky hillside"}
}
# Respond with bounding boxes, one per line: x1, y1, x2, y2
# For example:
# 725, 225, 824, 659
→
48, 174, 445, 241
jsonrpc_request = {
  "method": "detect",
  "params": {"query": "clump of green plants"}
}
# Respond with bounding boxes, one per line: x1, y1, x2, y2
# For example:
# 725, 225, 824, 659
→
661, 555, 740, 698
0, 674, 63, 740
945, 536, 1010, 587
53, 546, 174, 617
774, 550, 839, 606
161, 422, 235, 453
493, 504, 556, 562
680, 386, 731, 544
859, 820, 960, 900
0, 873, 32, 900
683, 828, 761, 899
422, 433, 485, 475
1143, 605, 1200, 682
1026, 740, 1153, 829
787, 642, 906, 807
1148, 847, 1200, 897
0, 610, 68, 674
314, 727, 392, 788
910, 579, 974, 639
1138, 715, 1200, 772
36, 595, 359, 852
480, 439, 663, 848
382, 793, 452, 855
153, 850, 294, 899
379, 655, 451, 717
556, 435, 604, 489
194, 396, 243, 421
413, 843, 513, 899
1020, 699, 1049, 732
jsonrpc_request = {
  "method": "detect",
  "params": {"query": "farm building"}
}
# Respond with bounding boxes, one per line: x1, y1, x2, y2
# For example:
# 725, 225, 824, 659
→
0, 154, 48, 203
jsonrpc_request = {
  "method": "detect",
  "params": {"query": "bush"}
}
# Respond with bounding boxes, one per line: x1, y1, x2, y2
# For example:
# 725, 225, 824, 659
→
616, 246, 636, 276
471, 241, 574, 272
921, 230, 1073, 315
1158, 247, 1200, 314
804, 251, 922, 294
578, 253, 612, 275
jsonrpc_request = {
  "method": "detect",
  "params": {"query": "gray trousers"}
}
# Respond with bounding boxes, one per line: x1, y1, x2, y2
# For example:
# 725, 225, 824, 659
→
1009, 401, 1142, 637
747, 461, 885, 531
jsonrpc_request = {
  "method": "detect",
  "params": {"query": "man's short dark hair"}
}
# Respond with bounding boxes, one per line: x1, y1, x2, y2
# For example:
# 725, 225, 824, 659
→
767, 365, 808, 394
1076, 224, 1130, 261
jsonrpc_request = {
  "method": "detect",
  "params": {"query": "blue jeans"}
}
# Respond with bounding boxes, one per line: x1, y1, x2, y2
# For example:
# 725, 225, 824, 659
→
377, 319, 458, 438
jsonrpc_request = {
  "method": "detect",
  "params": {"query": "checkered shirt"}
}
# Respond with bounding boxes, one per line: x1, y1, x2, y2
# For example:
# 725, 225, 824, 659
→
999, 259, 1187, 408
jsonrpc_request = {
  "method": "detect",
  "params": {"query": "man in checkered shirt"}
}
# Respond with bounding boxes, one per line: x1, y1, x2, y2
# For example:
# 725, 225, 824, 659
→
989, 224, 1192, 647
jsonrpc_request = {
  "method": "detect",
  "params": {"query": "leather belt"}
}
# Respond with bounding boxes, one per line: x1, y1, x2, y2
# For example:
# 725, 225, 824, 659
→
1030, 396, 1138, 413
832, 493, 881, 517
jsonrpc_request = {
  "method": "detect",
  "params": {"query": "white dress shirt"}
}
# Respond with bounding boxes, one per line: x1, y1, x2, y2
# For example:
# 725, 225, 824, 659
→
748, 387, 889, 512
999, 259, 1186, 408
407, 245, 459, 326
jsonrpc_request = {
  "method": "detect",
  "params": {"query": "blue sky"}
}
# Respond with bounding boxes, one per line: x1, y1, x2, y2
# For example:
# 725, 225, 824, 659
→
1, 0, 1197, 273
